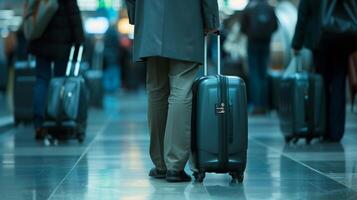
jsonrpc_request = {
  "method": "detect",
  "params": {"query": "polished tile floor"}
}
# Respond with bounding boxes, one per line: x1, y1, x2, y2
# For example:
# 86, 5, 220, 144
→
1, 92, 357, 200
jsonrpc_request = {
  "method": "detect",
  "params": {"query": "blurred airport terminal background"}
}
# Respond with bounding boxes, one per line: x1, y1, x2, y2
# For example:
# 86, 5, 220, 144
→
0, 0, 357, 199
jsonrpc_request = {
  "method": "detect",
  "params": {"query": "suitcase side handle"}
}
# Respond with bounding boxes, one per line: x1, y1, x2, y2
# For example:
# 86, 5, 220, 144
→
65, 45, 84, 77
204, 31, 221, 76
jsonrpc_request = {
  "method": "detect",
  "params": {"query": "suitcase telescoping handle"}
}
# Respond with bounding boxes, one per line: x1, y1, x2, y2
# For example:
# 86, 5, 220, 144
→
294, 53, 304, 73
65, 45, 84, 77
204, 31, 221, 76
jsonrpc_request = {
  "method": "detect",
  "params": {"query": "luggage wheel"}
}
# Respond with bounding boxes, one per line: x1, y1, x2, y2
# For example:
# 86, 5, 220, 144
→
77, 133, 85, 143
193, 172, 205, 183
292, 137, 299, 144
285, 136, 293, 143
305, 136, 313, 145
230, 171, 244, 183
44, 134, 58, 146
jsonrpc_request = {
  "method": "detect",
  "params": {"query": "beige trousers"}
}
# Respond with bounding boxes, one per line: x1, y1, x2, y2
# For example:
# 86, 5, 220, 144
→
146, 57, 199, 171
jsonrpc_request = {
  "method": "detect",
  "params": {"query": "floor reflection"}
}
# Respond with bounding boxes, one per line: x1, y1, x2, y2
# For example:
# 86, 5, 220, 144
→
1, 93, 357, 199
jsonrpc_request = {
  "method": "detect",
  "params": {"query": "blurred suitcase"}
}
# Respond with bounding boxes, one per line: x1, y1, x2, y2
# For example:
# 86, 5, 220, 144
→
191, 33, 248, 183
84, 69, 104, 108
13, 60, 36, 124
278, 72, 326, 144
44, 46, 88, 143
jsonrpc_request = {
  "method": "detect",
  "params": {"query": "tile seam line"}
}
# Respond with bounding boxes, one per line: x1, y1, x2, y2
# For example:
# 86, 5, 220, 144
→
47, 119, 111, 200
250, 138, 357, 193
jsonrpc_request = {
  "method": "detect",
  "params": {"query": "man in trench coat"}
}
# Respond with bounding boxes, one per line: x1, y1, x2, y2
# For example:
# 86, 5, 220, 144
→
126, 0, 219, 182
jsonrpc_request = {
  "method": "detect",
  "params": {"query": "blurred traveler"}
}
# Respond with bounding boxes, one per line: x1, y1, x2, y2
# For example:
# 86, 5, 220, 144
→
103, 23, 121, 92
126, 0, 219, 182
241, 0, 278, 115
27, 0, 84, 140
292, 0, 357, 142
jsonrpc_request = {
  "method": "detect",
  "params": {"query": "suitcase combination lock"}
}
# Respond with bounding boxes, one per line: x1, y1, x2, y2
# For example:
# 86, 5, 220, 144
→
216, 103, 225, 114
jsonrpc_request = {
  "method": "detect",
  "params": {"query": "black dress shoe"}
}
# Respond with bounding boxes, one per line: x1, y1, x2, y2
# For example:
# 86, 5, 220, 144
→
166, 170, 192, 182
149, 168, 167, 179
322, 136, 342, 143
35, 128, 47, 140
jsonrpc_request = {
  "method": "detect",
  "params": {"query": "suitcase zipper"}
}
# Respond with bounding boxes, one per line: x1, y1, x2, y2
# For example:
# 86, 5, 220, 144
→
218, 75, 229, 169
222, 76, 230, 168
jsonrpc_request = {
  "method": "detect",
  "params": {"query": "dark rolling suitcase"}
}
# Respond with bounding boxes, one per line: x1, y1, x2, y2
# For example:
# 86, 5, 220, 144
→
191, 33, 248, 183
84, 69, 104, 108
13, 60, 36, 124
44, 46, 88, 143
278, 71, 326, 144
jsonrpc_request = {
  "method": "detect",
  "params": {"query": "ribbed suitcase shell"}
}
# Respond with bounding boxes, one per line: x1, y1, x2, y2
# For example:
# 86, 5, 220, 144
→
84, 70, 104, 108
192, 75, 248, 181
278, 73, 325, 143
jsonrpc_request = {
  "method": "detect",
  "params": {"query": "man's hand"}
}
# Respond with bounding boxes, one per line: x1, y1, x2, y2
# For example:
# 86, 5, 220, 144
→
292, 48, 301, 56
205, 28, 219, 35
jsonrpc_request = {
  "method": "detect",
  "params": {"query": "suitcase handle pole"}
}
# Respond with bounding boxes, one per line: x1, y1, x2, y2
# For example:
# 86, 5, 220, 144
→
204, 36, 208, 76
217, 33, 221, 75
204, 31, 221, 76
65, 46, 76, 76
295, 53, 304, 73
74, 45, 84, 77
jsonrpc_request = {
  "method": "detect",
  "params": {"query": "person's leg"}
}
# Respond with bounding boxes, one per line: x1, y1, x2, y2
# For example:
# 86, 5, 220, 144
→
257, 43, 270, 110
247, 43, 260, 109
146, 57, 170, 173
328, 52, 347, 141
33, 57, 52, 132
164, 59, 199, 174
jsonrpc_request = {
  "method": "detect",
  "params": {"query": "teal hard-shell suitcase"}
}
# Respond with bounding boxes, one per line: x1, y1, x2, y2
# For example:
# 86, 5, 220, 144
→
191, 33, 248, 183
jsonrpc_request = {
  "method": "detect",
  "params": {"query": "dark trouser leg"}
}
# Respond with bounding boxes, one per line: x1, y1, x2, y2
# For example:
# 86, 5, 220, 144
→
328, 54, 347, 141
247, 42, 269, 109
33, 57, 52, 129
146, 57, 170, 171
247, 44, 260, 107
257, 44, 270, 108
316, 48, 347, 141
164, 59, 199, 171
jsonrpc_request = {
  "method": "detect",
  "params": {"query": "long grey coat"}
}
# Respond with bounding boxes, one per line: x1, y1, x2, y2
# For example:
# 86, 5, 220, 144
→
126, 0, 219, 64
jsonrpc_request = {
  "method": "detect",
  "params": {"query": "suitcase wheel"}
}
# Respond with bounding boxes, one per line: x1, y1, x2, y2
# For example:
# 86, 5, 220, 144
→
230, 172, 244, 183
292, 137, 299, 144
193, 172, 205, 183
44, 134, 58, 146
77, 133, 85, 143
284, 136, 293, 143
305, 136, 313, 145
